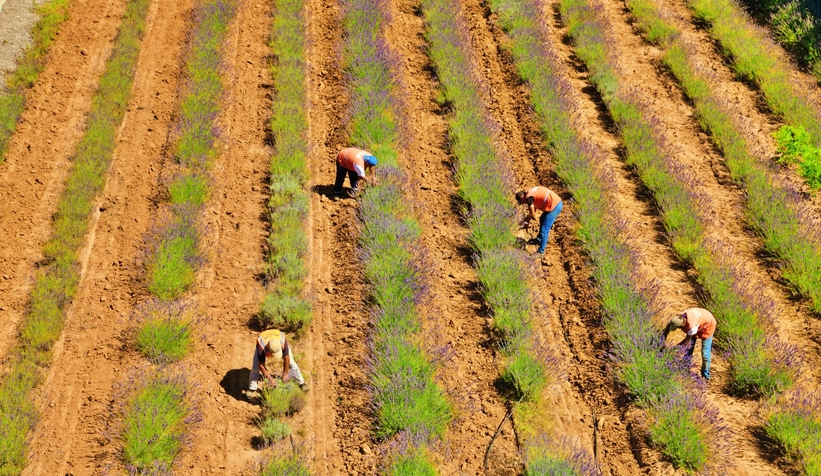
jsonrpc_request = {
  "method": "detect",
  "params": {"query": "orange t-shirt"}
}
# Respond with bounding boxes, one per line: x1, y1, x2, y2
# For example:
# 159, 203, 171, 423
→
337, 147, 370, 176
682, 308, 717, 339
525, 186, 561, 212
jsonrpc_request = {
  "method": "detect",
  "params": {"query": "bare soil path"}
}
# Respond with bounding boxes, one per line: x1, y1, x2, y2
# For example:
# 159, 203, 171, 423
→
22, 0, 191, 472
0, 0, 124, 364
455, 0, 647, 474
300, 0, 377, 471
383, 0, 520, 473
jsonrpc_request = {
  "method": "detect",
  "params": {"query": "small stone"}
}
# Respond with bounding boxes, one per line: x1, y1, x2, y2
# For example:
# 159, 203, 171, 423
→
100, 296, 107, 302
360, 444, 372, 455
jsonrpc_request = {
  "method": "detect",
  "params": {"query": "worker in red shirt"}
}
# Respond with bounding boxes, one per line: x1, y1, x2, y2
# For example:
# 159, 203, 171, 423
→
663, 308, 717, 380
515, 186, 563, 254
334, 147, 378, 200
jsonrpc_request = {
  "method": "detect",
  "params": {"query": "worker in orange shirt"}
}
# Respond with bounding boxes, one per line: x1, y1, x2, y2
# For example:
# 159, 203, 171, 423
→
663, 308, 717, 380
515, 186, 563, 254
334, 147, 378, 200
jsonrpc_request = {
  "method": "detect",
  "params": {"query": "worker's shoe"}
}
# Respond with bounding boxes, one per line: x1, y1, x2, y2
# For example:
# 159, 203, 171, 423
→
248, 381, 258, 392
299, 382, 310, 392
527, 238, 539, 245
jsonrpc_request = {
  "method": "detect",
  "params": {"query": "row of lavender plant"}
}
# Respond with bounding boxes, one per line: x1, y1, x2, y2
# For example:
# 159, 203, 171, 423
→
620, 3, 821, 469
253, 0, 312, 467
488, 0, 726, 469
626, 0, 821, 314
0, 0, 70, 164
419, 0, 597, 471
343, 0, 450, 471
116, 0, 236, 472
0, 0, 150, 472
685, 0, 821, 189
560, 0, 797, 398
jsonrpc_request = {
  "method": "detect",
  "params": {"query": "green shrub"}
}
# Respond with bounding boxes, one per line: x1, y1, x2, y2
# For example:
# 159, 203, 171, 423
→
260, 382, 306, 417
121, 375, 193, 473
765, 390, 821, 475
384, 447, 437, 476
259, 292, 312, 333
135, 305, 196, 363
259, 451, 310, 476
648, 406, 708, 470
148, 234, 199, 301
775, 125, 821, 189
259, 417, 291, 443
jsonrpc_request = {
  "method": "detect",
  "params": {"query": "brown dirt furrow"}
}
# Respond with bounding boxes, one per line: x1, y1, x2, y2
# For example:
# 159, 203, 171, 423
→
302, 0, 377, 471
0, 0, 125, 363
457, 0, 645, 475
172, 0, 274, 472
21, 0, 191, 472
383, 0, 520, 474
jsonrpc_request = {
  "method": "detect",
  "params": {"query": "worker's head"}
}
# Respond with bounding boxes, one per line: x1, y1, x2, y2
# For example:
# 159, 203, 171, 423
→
515, 191, 527, 204
267, 343, 283, 360
669, 314, 684, 328
364, 155, 378, 167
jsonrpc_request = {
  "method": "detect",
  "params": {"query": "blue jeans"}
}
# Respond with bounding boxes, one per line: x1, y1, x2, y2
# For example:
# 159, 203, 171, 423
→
686, 336, 712, 379
536, 201, 563, 253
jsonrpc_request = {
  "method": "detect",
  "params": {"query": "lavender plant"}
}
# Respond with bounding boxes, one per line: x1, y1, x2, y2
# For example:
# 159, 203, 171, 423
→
258, 0, 312, 333
134, 300, 200, 364
765, 388, 821, 475
0, 0, 70, 165
114, 366, 202, 475
343, 0, 451, 466
560, 0, 795, 397
488, 0, 727, 468
523, 434, 599, 476
0, 0, 150, 470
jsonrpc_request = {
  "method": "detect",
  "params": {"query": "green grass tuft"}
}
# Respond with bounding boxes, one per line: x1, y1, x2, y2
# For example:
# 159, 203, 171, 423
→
259, 417, 292, 443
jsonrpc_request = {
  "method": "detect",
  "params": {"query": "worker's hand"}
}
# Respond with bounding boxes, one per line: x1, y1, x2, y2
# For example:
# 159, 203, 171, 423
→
282, 373, 290, 383
267, 376, 278, 387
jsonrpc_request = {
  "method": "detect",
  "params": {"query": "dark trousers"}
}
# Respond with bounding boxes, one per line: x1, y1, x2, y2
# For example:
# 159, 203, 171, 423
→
334, 164, 360, 196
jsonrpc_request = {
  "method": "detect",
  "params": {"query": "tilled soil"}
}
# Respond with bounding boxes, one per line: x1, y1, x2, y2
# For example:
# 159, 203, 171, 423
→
21, 0, 191, 472
0, 0, 125, 364
6, 0, 821, 472
300, 0, 378, 471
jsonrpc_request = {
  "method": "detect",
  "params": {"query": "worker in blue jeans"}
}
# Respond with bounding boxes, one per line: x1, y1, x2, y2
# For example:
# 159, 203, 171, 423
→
516, 187, 563, 254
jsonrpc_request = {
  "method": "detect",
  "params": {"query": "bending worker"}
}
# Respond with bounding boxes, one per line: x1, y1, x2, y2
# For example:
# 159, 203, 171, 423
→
249, 329, 308, 392
515, 186, 563, 254
334, 147, 378, 200
663, 308, 717, 380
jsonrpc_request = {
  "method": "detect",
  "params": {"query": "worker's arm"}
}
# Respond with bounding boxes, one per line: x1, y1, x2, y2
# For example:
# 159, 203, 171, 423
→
520, 203, 537, 226
676, 335, 694, 347
258, 361, 277, 386
281, 340, 291, 382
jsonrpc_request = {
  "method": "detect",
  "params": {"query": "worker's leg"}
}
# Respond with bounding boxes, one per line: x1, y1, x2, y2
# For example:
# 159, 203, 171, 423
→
249, 349, 261, 391
287, 348, 305, 385
333, 163, 347, 197
701, 337, 712, 380
348, 170, 361, 194
684, 337, 697, 366
536, 201, 563, 253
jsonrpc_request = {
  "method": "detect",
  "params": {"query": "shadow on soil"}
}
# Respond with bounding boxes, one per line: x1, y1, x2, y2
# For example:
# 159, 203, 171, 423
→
220, 368, 255, 402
